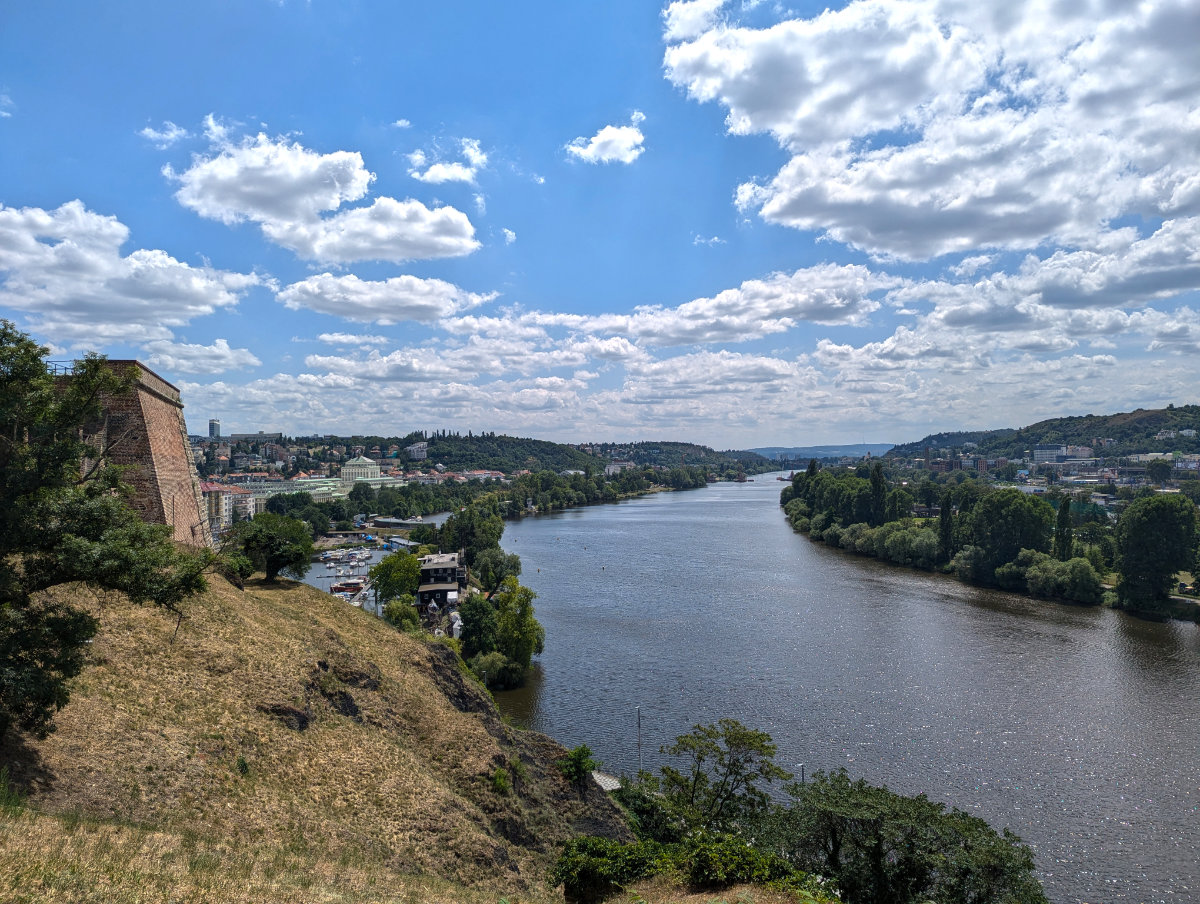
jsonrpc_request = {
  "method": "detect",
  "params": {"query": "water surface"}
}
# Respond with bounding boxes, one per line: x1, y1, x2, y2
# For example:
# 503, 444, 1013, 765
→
497, 475, 1200, 904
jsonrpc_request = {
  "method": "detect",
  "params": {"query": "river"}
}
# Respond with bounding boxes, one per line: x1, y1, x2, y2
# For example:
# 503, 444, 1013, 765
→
495, 474, 1200, 904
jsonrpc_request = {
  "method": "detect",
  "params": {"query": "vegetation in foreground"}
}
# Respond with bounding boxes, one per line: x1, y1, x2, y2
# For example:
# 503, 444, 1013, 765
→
559, 719, 1045, 904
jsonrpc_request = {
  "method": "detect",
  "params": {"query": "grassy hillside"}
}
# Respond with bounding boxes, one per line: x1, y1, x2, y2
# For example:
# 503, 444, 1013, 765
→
0, 576, 630, 903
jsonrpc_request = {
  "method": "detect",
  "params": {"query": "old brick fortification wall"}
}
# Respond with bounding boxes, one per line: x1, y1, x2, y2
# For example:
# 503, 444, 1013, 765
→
98, 362, 212, 548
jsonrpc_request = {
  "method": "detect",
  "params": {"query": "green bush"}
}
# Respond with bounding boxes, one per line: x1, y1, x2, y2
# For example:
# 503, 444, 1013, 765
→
682, 832, 789, 887
611, 780, 686, 843
558, 744, 600, 793
549, 837, 667, 904
468, 650, 524, 690
491, 766, 510, 795
382, 596, 419, 630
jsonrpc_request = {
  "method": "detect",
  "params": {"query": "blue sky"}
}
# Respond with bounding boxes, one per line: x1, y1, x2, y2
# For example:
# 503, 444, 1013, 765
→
3, 0, 1199, 447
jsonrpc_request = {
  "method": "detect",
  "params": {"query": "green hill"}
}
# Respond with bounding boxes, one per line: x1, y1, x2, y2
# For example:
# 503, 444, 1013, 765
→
887, 405, 1200, 459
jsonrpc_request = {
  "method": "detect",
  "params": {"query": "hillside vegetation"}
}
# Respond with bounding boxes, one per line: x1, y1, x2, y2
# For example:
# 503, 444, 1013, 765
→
888, 404, 1200, 458
0, 576, 630, 903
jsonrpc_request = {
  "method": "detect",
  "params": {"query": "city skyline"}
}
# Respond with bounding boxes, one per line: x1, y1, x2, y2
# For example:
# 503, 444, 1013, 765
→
2, 1, 1199, 446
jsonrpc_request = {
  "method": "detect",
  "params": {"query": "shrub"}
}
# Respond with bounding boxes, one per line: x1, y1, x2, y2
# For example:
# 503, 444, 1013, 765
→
558, 744, 600, 792
468, 651, 524, 690
682, 832, 788, 887
549, 837, 666, 904
822, 524, 844, 548
951, 545, 989, 583
382, 596, 419, 630
492, 766, 510, 795
611, 781, 686, 843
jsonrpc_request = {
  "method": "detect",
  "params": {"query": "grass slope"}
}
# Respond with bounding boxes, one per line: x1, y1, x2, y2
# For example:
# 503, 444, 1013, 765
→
0, 576, 630, 903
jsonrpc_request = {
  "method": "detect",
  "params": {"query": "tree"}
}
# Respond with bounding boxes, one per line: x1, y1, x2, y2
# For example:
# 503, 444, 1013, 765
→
473, 547, 521, 599
1054, 497, 1073, 561
868, 463, 886, 527
1116, 494, 1198, 607
458, 593, 498, 659
558, 744, 600, 794
657, 719, 791, 829
937, 490, 955, 563
970, 489, 1054, 581
369, 550, 420, 601
233, 512, 314, 582
492, 575, 544, 671
766, 769, 1048, 904
0, 323, 210, 741
440, 502, 504, 565
1146, 458, 1173, 486
382, 595, 418, 630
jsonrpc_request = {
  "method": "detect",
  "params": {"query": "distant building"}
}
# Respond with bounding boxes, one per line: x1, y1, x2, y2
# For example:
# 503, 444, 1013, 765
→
405, 441, 429, 461
604, 461, 637, 476
340, 455, 382, 484
208, 418, 220, 439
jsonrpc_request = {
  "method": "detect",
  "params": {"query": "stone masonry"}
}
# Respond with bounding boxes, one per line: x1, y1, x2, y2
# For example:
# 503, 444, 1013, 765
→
93, 361, 212, 548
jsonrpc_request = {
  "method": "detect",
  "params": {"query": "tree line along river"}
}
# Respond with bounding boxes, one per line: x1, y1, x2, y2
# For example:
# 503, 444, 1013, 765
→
495, 473, 1200, 904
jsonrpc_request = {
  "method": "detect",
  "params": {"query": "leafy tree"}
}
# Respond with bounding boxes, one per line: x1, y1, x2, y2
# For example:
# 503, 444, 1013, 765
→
1116, 493, 1198, 607
473, 547, 521, 599
0, 323, 210, 741
458, 593, 498, 659
440, 502, 504, 565
657, 718, 791, 829
492, 575, 544, 671
369, 550, 420, 601
382, 595, 418, 630
232, 512, 313, 582
970, 489, 1054, 581
763, 769, 1047, 904
868, 463, 886, 527
1054, 497, 1074, 561
1146, 458, 1173, 486
347, 481, 375, 508
265, 491, 313, 515
937, 490, 955, 563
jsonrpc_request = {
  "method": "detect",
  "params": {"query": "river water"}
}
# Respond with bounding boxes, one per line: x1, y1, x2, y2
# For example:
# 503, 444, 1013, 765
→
496, 474, 1200, 904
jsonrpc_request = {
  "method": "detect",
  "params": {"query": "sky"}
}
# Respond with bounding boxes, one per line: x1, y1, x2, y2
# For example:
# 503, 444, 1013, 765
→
2, 0, 1199, 448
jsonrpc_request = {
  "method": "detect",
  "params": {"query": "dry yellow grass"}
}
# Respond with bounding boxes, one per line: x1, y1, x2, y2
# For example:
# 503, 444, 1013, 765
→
0, 575, 631, 903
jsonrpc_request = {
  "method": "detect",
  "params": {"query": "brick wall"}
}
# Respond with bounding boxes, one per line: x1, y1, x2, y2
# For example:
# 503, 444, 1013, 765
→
99, 362, 212, 548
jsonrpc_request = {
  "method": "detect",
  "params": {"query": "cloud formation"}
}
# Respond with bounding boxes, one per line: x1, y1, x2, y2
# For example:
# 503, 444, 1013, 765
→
168, 130, 479, 263
277, 272, 496, 324
0, 200, 261, 346
409, 138, 488, 184
144, 338, 261, 374
566, 112, 647, 164
666, 0, 1200, 260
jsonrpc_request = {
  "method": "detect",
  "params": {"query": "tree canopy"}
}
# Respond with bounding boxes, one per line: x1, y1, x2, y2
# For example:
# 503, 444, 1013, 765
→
231, 512, 313, 582
1116, 493, 1198, 607
0, 322, 210, 740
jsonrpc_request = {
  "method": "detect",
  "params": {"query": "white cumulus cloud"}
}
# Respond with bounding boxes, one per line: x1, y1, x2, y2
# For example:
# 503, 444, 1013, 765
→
168, 130, 479, 264
566, 112, 647, 165
0, 200, 262, 346
143, 338, 261, 374
278, 272, 495, 324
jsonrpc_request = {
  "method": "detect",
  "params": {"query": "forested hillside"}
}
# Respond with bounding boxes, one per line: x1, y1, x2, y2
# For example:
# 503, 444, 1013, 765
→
888, 405, 1200, 458
587, 440, 774, 474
